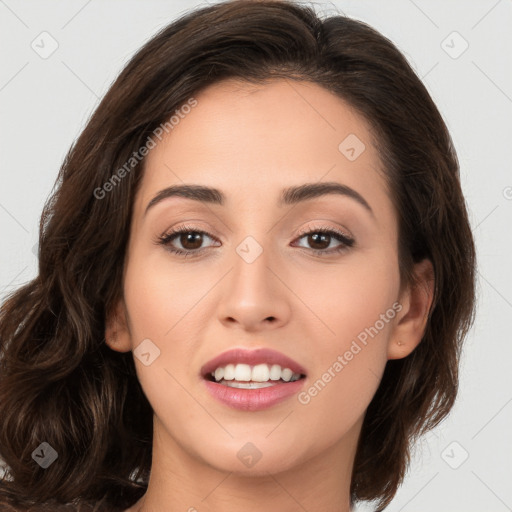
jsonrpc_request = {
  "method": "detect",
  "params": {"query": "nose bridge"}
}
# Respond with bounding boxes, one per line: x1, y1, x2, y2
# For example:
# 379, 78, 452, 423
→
219, 194, 289, 292
214, 223, 291, 327
228, 197, 278, 270
231, 230, 275, 293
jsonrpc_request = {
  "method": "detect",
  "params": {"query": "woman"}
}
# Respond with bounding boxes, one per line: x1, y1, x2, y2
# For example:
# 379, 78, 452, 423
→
0, 0, 476, 511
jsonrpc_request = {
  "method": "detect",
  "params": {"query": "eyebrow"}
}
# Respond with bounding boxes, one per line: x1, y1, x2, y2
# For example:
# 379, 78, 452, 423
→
144, 181, 374, 217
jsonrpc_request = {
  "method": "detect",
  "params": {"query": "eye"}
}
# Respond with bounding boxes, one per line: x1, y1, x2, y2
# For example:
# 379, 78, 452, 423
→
155, 224, 219, 257
292, 225, 355, 256
155, 223, 355, 258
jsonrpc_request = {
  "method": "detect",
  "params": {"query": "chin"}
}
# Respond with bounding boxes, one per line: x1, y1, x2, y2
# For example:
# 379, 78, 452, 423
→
195, 437, 305, 476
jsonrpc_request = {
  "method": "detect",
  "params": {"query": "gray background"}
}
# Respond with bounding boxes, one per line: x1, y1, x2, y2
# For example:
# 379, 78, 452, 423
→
1, 0, 511, 510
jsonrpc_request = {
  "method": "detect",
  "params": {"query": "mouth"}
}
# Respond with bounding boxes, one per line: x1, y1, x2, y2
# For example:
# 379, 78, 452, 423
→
199, 347, 308, 406
200, 347, 307, 385
203, 363, 307, 388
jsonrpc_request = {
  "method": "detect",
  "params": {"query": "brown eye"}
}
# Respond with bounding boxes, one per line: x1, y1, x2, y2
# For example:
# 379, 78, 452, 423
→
156, 226, 219, 257
156, 225, 354, 258
305, 232, 331, 251
293, 227, 354, 256
177, 232, 204, 250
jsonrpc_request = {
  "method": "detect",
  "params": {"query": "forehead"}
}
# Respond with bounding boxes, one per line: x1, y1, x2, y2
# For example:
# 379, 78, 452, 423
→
137, 77, 391, 216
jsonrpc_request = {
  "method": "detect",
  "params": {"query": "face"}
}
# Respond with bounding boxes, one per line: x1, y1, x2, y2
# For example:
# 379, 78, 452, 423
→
107, 78, 426, 478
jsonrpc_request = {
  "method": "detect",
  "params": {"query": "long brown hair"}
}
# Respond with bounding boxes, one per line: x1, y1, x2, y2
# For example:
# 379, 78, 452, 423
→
0, 1, 476, 510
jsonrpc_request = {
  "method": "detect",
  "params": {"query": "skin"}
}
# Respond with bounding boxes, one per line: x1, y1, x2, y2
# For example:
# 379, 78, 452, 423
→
106, 78, 434, 512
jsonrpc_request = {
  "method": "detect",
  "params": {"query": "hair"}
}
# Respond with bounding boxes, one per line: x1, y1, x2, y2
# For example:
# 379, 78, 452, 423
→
0, 0, 476, 510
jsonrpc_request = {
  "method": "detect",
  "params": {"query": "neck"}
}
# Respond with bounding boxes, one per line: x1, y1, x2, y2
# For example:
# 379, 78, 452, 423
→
133, 415, 362, 512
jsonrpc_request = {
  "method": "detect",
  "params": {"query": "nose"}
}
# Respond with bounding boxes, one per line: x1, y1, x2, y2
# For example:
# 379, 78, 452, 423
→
216, 237, 292, 332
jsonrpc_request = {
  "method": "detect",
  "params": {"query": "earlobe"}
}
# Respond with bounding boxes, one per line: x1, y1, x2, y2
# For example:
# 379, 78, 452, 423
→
387, 258, 435, 360
104, 300, 132, 353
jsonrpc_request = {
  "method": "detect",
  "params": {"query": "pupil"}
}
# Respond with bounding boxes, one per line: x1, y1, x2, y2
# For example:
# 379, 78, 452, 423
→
309, 233, 329, 250
182, 232, 202, 250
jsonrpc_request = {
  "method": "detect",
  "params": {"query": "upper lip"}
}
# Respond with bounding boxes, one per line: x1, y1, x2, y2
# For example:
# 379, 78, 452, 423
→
200, 347, 307, 378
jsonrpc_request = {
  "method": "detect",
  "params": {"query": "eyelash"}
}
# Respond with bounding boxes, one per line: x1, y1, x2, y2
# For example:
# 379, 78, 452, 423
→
155, 223, 355, 258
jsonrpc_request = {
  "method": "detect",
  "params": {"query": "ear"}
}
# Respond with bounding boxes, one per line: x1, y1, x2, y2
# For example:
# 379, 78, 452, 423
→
387, 258, 435, 360
105, 299, 132, 353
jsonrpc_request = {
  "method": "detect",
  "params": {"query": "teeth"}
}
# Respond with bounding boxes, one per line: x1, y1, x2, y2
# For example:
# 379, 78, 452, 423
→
222, 381, 276, 389
224, 364, 235, 380
252, 363, 269, 382
214, 367, 225, 382
281, 368, 293, 382
269, 364, 281, 381
209, 363, 302, 383
234, 364, 252, 381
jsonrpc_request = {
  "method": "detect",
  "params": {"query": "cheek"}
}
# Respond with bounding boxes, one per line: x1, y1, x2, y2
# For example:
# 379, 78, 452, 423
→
121, 253, 204, 405
291, 248, 399, 346
291, 252, 398, 432
122, 271, 202, 450
123, 249, 208, 342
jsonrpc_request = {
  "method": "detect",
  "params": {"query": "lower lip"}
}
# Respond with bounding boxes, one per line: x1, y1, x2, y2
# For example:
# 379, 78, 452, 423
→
203, 378, 306, 411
